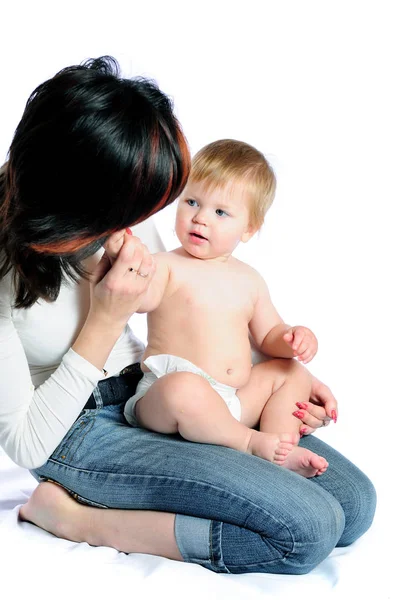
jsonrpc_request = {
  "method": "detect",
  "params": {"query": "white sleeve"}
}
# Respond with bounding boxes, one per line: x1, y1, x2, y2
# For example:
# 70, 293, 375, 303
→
0, 216, 163, 470
0, 297, 103, 469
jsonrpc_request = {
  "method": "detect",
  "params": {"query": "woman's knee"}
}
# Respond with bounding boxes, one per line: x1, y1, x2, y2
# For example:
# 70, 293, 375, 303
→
337, 469, 377, 547
290, 499, 345, 573
272, 494, 345, 574
300, 435, 377, 548
216, 491, 346, 575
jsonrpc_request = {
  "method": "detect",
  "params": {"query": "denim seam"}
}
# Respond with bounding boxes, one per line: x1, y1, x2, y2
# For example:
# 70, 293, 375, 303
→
326, 464, 361, 534
43, 460, 296, 529
44, 461, 296, 526
92, 385, 103, 409
210, 520, 231, 574
37, 477, 109, 508
210, 519, 301, 572
208, 519, 213, 564
42, 461, 296, 565
53, 413, 98, 462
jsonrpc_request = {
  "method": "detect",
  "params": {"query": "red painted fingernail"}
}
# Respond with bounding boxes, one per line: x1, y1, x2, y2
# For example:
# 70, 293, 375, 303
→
125, 228, 133, 235
331, 410, 337, 423
293, 411, 304, 419
296, 402, 308, 410
300, 428, 307, 435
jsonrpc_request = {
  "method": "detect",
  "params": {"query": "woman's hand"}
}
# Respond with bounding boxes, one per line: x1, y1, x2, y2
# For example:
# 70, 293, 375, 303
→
294, 374, 338, 435
103, 228, 130, 265
72, 229, 154, 372
89, 229, 155, 328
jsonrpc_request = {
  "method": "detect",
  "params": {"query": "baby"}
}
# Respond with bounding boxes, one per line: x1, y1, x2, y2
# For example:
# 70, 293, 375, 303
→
122, 140, 332, 477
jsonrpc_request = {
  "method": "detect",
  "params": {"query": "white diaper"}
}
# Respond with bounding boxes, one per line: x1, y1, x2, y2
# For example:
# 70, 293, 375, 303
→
124, 354, 242, 426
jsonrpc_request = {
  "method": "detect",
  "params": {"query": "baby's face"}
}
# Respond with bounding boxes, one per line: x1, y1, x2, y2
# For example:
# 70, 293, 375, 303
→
175, 180, 255, 261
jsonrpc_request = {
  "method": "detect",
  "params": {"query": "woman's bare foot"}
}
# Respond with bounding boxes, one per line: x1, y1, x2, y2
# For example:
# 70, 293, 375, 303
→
280, 446, 329, 478
19, 482, 184, 560
247, 430, 299, 463
19, 481, 83, 541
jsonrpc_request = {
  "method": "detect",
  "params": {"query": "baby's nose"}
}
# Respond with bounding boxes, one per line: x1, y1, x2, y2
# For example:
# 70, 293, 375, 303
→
193, 209, 207, 225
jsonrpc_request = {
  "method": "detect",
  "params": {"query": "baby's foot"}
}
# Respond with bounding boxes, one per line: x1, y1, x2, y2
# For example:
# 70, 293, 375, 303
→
247, 430, 299, 464
280, 446, 329, 478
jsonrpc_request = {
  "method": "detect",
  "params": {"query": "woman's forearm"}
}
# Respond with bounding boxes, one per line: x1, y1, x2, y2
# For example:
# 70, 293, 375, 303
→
72, 311, 126, 372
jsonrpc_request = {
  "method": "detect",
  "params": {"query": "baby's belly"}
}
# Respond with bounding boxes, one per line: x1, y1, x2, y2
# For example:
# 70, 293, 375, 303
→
144, 333, 253, 388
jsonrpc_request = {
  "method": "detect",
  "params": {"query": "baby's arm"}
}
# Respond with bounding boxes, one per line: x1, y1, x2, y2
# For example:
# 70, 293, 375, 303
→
249, 273, 318, 363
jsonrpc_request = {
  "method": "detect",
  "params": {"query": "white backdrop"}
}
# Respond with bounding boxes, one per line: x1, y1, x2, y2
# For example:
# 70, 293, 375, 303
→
1, 0, 398, 596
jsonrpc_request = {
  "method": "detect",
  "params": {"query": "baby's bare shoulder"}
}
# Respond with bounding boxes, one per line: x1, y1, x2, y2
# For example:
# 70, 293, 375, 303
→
154, 250, 189, 295
232, 257, 264, 284
153, 251, 172, 261
153, 251, 178, 270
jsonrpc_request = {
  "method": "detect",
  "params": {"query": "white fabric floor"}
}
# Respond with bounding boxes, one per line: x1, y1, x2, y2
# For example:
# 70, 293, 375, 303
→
0, 444, 394, 600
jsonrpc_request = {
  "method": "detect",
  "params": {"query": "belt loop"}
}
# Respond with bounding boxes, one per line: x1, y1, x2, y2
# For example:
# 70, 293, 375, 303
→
92, 385, 104, 409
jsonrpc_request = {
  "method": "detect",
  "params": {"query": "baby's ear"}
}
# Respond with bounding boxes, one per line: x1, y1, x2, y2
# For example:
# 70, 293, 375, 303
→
241, 224, 258, 243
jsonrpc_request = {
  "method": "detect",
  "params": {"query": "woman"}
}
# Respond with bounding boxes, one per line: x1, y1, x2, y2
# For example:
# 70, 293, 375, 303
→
0, 56, 376, 574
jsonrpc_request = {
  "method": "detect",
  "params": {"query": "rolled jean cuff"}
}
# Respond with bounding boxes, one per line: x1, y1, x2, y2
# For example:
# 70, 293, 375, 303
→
174, 514, 212, 565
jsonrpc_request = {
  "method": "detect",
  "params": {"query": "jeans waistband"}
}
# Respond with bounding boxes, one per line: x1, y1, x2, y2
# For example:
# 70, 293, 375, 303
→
83, 363, 143, 409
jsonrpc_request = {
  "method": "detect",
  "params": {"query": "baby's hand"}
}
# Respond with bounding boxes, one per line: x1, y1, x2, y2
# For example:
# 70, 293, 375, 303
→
283, 326, 318, 364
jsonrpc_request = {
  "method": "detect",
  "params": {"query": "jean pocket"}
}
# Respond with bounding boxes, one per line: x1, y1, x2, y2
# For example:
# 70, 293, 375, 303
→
51, 412, 97, 464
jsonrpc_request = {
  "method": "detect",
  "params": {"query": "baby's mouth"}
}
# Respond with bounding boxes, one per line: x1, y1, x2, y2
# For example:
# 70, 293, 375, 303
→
190, 232, 207, 240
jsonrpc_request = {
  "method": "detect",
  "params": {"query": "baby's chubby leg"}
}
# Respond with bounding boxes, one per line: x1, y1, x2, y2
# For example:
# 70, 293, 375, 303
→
134, 372, 297, 464
238, 359, 328, 477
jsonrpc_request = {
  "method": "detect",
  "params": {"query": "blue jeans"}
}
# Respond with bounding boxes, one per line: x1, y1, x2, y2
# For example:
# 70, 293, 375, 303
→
31, 372, 376, 575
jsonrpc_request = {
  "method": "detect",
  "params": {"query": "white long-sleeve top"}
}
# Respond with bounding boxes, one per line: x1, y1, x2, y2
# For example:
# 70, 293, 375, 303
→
0, 219, 164, 469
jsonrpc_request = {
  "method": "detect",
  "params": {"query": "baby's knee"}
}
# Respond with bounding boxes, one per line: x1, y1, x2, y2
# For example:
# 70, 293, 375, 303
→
160, 372, 211, 414
268, 358, 312, 390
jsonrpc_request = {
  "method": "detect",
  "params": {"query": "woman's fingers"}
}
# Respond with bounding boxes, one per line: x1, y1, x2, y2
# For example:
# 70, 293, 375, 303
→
299, 425, 317, 436
103, 229, 153, 281
104, 230, 127, 264
293, 407, 330, 429
108, 235, 146, 280
91, 252, 112, 286
302, 402, 327, 421
293, 401, 332, 429
309, 376, 338, 422
131, 250, 155, 279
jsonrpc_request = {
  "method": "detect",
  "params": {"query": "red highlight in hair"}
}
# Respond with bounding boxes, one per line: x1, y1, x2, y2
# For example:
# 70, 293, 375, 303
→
29, 232, 113, 255
25, 126, 191, 254
143, 171, 174, 222
178, 126, 191, 184
137, 125, 191, 224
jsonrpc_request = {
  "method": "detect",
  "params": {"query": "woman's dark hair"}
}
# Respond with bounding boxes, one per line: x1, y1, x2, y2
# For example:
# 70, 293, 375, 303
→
0, 56, 190, 308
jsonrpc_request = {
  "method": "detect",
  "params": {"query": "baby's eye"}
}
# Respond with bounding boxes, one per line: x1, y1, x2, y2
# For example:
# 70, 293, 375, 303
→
216, 209, 228, 217
187, 199, 198, 207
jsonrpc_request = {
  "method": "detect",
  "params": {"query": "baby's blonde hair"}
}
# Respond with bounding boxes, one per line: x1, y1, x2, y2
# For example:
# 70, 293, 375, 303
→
189, 139, 276, 230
